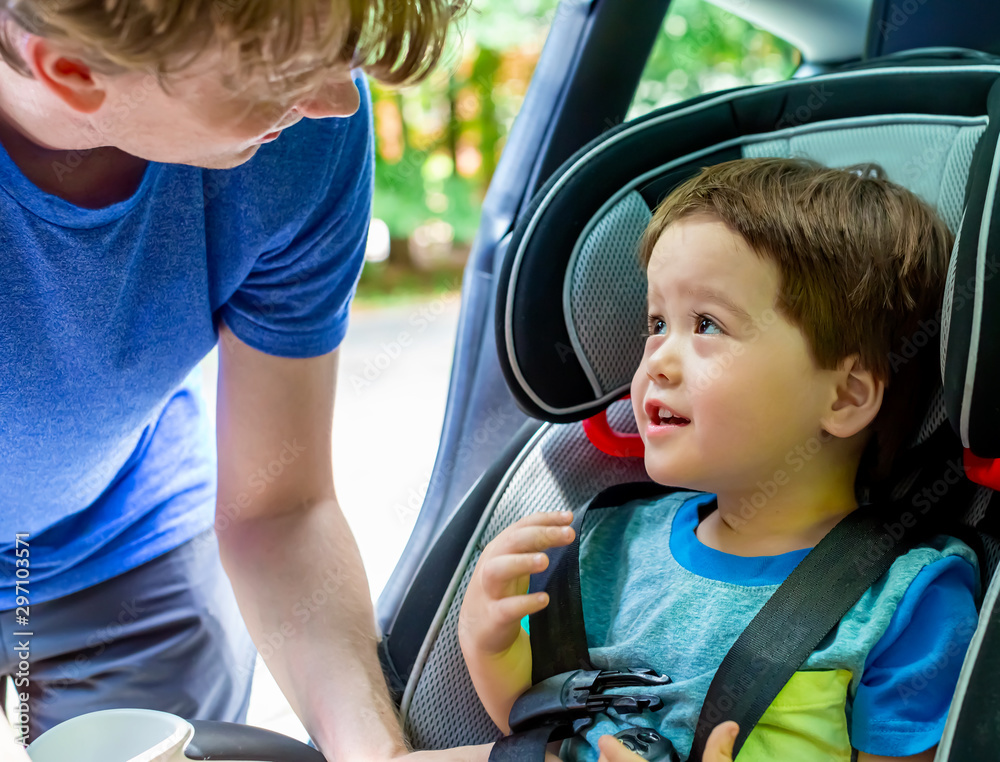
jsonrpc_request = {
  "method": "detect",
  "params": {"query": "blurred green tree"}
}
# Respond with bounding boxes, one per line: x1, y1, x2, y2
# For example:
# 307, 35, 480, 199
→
629, 0, 799, 118
370, 1, 557, 255
363, 0, 800, 300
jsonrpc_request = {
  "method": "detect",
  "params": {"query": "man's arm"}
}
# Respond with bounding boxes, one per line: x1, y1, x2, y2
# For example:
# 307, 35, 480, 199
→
214, 321, 403, 760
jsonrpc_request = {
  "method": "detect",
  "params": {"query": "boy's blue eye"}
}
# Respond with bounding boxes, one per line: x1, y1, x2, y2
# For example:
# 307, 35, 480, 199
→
695, 314, 723, 335
645, 313, 723, 337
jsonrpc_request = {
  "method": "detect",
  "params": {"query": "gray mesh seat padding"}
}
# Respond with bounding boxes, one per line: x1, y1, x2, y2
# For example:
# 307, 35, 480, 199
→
401, 400, 648, 748
401, 65, 1000, 751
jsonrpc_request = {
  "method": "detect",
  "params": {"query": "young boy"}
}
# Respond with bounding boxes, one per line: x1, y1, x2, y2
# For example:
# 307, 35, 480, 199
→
459, 158, 979, 762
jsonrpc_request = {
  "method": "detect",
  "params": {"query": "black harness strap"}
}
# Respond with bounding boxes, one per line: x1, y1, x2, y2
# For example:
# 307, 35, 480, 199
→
489, 482, 681, 762
488, 725, 563, 762
528, 482, 681, 682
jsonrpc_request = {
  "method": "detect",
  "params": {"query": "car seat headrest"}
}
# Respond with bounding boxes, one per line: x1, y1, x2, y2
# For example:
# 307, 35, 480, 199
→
943, 76, 1000, 462
495, 56, 1000, 489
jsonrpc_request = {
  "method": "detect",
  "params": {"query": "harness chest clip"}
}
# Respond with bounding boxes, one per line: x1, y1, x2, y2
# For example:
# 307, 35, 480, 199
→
508, 667, 672, 736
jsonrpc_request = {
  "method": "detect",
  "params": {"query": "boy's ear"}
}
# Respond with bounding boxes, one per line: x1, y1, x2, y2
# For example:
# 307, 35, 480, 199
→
24, 37, 106, 114
821, 354, 884, 439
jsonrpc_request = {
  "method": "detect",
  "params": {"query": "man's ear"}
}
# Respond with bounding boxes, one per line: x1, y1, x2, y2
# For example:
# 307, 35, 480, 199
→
23, 36, 106, 114
822, 354, 884, 439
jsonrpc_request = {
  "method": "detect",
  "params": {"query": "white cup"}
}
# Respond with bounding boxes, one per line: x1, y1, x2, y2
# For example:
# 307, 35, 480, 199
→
25, 707, 321, 762
26, 709, 196, 762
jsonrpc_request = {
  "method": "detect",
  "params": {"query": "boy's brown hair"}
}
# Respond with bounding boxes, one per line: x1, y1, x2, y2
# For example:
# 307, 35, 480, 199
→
638, 157, 953, 496
0, 0, 465, 95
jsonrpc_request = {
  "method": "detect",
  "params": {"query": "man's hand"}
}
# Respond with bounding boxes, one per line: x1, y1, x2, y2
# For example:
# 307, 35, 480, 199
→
596, 722, 739, 762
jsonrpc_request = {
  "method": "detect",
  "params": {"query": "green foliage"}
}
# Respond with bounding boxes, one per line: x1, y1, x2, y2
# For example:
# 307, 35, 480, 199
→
629, 0, 800, 118
355, 261, 465, 307
373, 151, 482, 245
371, 0, 802, 250
461, 0, 562, 51
369, 0, 557, 252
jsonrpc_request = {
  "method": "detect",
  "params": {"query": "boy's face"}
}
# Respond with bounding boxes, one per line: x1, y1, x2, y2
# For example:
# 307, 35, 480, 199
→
631, 214, 837, 493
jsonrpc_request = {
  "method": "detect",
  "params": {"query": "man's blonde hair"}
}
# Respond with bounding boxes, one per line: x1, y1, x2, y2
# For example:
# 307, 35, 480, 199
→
0, 0, 464, 94
639, 157, 953, 493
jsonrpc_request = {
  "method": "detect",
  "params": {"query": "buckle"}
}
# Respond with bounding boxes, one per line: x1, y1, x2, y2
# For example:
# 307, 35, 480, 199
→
508, 668, 672, 737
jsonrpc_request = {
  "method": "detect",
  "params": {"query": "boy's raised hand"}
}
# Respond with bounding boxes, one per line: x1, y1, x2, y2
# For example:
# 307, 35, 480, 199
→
460, 510, 575, 656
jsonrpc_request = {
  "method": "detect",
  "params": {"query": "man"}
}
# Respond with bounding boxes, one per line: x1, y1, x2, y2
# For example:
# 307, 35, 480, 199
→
0, 0, 501, 759
0, 2, 756, 759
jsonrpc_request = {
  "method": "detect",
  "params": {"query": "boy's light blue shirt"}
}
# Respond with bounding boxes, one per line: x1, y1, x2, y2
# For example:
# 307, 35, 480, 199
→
0, 76, 374, 608
553, 491, 979, 761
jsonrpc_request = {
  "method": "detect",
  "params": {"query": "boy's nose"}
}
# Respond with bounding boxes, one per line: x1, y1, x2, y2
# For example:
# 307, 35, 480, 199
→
293, 79, 360, 119
646, 336, 682, 382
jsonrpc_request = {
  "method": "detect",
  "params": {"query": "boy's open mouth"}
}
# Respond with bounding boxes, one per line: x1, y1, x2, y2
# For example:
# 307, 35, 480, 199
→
645, 401, 691, 426
655, 412, 690, 426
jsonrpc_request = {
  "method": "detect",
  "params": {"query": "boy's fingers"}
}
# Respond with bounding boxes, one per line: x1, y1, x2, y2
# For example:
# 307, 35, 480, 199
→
480, 552, 548, 597
495, 512, 573, 544
489, 590, 549, 625
502, 524, 575, 555
703, 721, 739, 762
513, 510, 574, 528
596, 735, 645, 762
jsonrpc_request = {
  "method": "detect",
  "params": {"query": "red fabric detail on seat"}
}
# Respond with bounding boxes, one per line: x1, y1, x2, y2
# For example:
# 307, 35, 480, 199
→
964, 448, 1000, 491
582, 396, 645, 458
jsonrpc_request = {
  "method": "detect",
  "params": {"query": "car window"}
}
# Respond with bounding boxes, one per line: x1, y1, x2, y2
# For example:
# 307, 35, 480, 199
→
369, 0, 560, 267
628, 0, 800, 122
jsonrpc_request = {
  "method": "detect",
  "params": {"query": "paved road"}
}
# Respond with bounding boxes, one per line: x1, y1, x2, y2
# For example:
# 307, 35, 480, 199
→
198, 295, 463, 742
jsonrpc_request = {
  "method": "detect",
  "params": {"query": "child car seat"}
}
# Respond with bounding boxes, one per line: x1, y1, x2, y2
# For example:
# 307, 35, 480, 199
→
379, 50, 1000, 760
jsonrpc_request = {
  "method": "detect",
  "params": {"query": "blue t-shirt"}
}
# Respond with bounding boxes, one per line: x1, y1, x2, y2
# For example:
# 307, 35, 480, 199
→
556, 492, 979, 761
0, 76, 374, 608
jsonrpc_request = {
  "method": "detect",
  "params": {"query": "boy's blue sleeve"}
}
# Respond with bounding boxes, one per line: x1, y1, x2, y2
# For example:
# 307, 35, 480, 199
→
219, 75, 374, 359
851, 555, 979, 757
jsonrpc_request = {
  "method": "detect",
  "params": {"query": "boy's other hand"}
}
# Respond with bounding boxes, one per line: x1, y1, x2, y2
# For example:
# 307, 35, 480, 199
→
597, 734, 647, 762
459, 510, 575, 656
701, 722, 738, 762
596, 722, 738, 762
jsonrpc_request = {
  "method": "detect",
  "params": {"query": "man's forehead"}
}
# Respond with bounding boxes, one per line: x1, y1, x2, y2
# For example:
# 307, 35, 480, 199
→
164, 5, 352, 93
